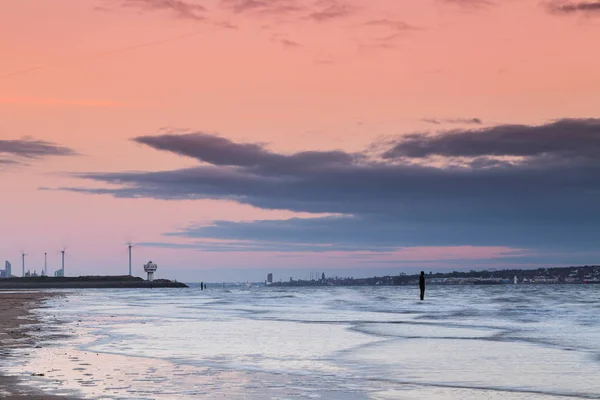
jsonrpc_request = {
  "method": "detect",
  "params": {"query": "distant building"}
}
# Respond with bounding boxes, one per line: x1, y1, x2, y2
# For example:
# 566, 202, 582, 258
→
54, 269, 64, 277
267, 273, 273, 284
1, 261, 11, 278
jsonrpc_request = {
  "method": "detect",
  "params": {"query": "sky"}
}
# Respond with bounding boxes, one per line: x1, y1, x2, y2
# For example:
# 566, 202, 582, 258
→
1, 0, 600, 282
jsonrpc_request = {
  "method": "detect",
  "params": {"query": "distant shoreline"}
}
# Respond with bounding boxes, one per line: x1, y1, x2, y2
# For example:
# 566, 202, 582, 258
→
0, 275, 188, 289
268, 265, 600, 287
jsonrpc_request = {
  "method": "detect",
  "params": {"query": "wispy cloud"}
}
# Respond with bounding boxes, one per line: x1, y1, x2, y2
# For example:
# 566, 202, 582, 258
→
1, 138, 78, 169
546, 0, 600, 15
309, 0, 353, 22
364, 19, 419, 32
0, 158, 21, 166
0, 97, 128, 108
357, 19, 421, 50
422, 117, 483, 125
219, 0, 304, 16
270, 33, 301, 48
110, 0, 206, 20
218, 0, 353, 22
442, 0, 495, 8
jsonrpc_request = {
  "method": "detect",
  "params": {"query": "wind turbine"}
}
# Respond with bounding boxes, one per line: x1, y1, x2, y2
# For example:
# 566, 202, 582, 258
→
60, 246, 68, 277
128, 242, 134, 276
21, 251, 27, 277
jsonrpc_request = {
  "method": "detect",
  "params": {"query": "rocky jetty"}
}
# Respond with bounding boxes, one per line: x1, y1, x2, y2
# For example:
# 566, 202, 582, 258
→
0, 275, 188, 289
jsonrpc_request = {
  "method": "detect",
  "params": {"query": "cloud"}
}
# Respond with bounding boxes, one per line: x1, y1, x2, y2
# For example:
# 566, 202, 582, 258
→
1, 139, 77, 160
133, 132, 358, 170
308, 0, 353, 22
279, 38, 301, 47
139, 230, 392, 252
364, 19, 419, 32
106, 0, 354, 25
384, 118, 600, 159
218, 0, 352, 22
219, 0, 305, 15
107, 0, 206, 20
157, 216, 568, 251
55, 118, 600, 253
356, 19, 422, 50
166, 217, 401, 251
0, 138, 77, 170
270, 33, 301, 48
0, 158, 21, 166
442, 0, 495, 8
421, 118, 483, 125
546, 1, 600, 15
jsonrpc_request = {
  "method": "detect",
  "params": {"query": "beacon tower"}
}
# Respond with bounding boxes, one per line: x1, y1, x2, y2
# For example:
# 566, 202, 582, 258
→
143, 261, 157, 281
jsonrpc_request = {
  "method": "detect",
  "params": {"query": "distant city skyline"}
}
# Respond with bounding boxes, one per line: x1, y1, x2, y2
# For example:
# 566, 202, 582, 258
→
2, 1, 600, 282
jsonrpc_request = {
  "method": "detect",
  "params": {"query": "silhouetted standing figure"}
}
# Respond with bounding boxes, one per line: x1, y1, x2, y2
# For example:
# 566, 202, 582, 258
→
201, 282, 204, 291
419, 271, 425, 300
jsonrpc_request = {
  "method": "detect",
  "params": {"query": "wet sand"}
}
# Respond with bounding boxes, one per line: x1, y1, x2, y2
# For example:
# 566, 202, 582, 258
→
0, 291, 75, 400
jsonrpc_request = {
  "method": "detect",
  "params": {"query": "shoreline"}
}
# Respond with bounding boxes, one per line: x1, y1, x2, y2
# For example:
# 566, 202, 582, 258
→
0, 291, 76, 400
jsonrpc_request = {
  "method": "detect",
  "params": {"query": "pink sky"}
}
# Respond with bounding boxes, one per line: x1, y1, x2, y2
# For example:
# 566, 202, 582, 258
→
1, 0, 599, 281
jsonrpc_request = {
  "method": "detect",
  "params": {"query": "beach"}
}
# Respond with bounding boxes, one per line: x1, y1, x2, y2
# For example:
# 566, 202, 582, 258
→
1, 286, 599, 399
0, 291, 73, 400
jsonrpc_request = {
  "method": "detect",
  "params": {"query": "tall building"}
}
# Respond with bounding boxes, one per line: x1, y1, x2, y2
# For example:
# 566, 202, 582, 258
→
4, 261, 11, 278
267, 273, 273, 284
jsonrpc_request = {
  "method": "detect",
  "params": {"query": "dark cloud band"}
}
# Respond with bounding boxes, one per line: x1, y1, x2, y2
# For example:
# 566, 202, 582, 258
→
56, 118, 600, 252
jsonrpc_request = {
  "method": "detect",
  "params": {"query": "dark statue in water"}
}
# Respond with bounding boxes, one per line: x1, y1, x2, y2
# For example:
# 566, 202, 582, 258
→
419, 271, 425, 300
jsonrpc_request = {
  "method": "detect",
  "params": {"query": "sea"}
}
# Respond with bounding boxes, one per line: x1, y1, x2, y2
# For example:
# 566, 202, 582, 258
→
6, 285, 600, 399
